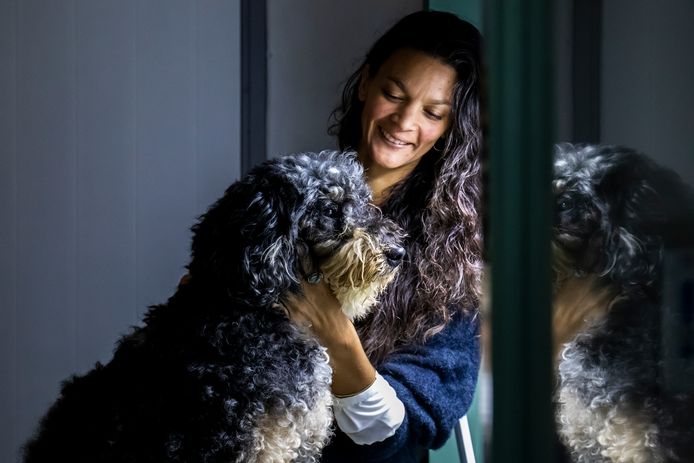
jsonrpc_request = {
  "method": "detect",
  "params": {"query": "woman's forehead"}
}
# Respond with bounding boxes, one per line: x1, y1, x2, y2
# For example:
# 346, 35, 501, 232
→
376, 49, 456, 100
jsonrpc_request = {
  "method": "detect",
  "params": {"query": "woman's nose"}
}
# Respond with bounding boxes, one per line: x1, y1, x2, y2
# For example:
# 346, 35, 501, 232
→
390, 104, 417, 130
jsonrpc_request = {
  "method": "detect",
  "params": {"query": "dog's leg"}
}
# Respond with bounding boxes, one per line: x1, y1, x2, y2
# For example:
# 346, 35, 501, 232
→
248, 354, 333, 463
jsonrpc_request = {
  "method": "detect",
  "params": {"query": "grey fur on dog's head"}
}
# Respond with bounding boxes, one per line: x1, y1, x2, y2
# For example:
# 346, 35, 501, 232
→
552, 143, 694, 462
553, 143, 694, 294
189, 150, 405, 317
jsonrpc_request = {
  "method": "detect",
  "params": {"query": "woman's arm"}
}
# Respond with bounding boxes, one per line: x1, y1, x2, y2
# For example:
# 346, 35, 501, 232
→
284, 280, 407, 446
282, 280, 376, 396
284, 282, 481, 460
321, 309, 481, 462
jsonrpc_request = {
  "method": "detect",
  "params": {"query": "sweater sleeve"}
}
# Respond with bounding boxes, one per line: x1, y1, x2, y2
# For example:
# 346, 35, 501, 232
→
320, 309, 481, 462
332, 372, 405, 444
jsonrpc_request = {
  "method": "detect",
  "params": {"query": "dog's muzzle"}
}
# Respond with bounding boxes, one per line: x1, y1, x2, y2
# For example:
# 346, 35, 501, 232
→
385, 245, 406, 268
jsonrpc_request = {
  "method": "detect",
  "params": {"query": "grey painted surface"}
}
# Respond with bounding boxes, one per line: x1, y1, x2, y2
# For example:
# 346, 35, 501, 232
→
0, 1, 241, 460
267, 0, 423, 158
0, 0, 18, 460
553, 0, 574, 142
601, 0, 694, 183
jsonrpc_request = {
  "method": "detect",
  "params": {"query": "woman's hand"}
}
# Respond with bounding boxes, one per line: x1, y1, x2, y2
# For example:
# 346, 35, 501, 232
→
283, 280, 345, 344
283, 280, 377, 397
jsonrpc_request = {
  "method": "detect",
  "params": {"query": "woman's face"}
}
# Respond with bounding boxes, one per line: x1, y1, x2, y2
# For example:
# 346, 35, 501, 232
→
357, 48, 456, 176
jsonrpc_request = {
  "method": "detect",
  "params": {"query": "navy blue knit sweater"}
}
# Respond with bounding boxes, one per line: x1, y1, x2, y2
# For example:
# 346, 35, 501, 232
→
320, 310, 481, 462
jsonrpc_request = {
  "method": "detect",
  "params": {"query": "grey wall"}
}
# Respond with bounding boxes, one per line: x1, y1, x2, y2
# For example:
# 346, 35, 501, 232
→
601, 0, 694, 183
0, 2, 430, 459
267, 0, 423, 157
0, 1, 241, 460
553, 0, 575, 142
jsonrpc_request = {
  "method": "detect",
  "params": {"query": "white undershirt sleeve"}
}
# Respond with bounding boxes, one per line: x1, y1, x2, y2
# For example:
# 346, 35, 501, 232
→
332, 372, 406, 445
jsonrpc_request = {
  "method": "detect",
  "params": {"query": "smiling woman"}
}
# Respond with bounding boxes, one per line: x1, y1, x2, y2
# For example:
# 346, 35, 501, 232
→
356, 49, 456, 200
282, 10, 484, 463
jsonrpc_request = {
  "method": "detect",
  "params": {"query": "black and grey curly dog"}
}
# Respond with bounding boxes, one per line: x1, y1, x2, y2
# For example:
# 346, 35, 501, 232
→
552, 144, 694, 462
23, 151, 405, 463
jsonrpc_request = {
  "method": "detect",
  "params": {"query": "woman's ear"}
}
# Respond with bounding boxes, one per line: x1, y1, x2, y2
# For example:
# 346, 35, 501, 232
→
358, 65, 370, 102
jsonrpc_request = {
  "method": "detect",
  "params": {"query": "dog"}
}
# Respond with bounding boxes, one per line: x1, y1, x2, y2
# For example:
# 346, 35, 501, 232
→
23, 150, 405, 463
552, 143, 694, 462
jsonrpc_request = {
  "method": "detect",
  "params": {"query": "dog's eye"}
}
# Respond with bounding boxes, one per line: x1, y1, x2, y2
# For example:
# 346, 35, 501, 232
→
558, 198, 574, 211
327, 206, 341, 219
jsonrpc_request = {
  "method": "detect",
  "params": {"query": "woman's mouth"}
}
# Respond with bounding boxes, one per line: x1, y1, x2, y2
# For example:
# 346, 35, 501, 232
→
379, 127, 410, 148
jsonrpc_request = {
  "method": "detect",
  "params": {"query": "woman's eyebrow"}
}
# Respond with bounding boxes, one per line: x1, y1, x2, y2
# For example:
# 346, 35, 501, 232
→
386, 77, 452, 106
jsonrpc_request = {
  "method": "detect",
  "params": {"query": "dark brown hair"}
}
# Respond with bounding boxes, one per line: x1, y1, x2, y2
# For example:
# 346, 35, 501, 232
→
329, 10, 483, 365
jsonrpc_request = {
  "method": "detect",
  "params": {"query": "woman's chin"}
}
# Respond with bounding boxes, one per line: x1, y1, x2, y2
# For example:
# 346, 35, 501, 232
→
370, 155, 407, 171
368, 145, 415, 170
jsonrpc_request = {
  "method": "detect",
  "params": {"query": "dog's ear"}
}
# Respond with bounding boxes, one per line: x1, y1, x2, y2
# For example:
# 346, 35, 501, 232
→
189, 168, 303, 306
597, 151, 693, 288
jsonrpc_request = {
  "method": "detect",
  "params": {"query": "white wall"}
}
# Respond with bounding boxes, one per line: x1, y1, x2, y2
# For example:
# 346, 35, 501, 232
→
267, 0, 424, 158
601, 0, 694, 183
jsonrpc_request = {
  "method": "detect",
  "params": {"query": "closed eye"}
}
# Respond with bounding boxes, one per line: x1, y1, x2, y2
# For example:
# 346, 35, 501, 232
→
425, 110, 443, 121
382, 89, 404, 101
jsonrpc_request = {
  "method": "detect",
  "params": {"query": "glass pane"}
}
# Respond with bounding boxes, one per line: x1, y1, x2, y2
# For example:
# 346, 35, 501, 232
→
551, 2, 694, 462
478, 1, 694, 462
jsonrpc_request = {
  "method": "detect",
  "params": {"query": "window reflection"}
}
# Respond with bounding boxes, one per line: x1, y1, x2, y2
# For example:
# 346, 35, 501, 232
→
549, 2, 694, 462
468, 1, 694, 462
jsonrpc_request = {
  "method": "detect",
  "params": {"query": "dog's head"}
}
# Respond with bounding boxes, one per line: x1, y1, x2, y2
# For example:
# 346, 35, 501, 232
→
552, 143, 694, 293
188, 151, 404, 317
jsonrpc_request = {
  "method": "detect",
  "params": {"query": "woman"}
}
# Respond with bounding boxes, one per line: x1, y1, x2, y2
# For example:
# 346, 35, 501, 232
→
284, 10, 484, 462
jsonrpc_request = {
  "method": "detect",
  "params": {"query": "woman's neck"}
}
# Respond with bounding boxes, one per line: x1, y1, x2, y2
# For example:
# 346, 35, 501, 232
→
357, 152, 418, 206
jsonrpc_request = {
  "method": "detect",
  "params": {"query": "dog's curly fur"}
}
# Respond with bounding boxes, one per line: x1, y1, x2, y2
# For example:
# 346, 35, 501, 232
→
552, 144, 694, 462
22, 151, 404, 463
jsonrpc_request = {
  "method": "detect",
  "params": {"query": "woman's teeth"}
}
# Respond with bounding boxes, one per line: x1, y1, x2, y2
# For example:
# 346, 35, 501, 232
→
380, 127, 409, 146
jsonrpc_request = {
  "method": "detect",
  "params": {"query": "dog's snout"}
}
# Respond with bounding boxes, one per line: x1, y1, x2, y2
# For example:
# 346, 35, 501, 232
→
385, 245, 406, 267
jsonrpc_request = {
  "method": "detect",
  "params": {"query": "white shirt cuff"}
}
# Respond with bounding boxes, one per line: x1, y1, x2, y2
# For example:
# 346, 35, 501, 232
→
332, 372, 405, 445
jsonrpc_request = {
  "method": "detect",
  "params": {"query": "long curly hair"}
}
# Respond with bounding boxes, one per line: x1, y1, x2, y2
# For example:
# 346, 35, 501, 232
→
328, 11, 483, 365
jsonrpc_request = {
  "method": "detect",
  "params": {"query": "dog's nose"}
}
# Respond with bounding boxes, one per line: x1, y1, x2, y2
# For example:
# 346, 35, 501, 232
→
385, 245, 406, 267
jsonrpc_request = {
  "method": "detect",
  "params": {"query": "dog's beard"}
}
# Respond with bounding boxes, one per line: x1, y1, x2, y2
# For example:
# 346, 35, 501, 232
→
552, 274, 619, 356
320, 228, 399, 320
552, 241, 576, 287
551, 242, 621, 359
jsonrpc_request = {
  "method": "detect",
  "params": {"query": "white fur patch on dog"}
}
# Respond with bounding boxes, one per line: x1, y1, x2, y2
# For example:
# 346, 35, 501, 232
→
558, 387, 662, 463
320, 228, 398, 320
249, 349, 333, 463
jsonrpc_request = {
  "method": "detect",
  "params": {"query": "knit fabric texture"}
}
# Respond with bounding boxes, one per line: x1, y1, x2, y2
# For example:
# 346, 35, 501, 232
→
320, 309, 481, 462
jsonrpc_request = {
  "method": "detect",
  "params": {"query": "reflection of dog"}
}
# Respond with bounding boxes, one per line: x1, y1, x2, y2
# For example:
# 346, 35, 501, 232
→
552, 144, 694, 463
23, 151, 405, 463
